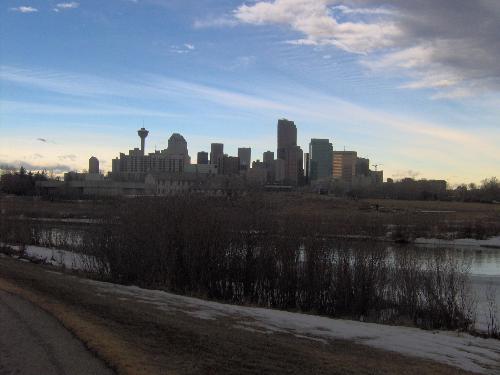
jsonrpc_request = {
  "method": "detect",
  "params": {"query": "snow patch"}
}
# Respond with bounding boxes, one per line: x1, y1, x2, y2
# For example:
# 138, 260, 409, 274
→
3, 243, 500, 373
1, 244, 91, 270
85, 279, 500, 374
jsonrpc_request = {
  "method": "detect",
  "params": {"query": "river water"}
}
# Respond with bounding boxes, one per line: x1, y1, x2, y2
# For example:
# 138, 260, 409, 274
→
412, 244, 500, 276
18, 224, 500, 332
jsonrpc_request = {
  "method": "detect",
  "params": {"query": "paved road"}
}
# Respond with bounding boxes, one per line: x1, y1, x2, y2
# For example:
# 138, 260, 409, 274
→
0, 290, 114, 375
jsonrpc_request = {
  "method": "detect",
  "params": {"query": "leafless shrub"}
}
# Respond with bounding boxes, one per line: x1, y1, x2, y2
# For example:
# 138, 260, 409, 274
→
0, 193, 481, 332
418, 253, 476, 330
485, 285, 499, 338
77, 195, 477, 331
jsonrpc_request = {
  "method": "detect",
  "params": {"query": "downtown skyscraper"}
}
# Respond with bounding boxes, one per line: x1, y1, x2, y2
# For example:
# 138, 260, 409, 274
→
277, 119, 303, 185
309, 139, 333, 181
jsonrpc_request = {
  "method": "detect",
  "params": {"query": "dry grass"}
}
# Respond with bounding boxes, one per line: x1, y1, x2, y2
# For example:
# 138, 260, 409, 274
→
0, 257, 477, 375
0, 278, 159, 375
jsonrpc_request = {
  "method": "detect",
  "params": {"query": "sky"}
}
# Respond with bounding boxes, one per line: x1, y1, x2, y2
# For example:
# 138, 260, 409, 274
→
0, 0, 499, 184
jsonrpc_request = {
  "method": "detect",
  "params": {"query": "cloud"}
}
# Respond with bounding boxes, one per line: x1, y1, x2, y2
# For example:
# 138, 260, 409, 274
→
222, 56, 257, 71
193, 16, 238, 28
331, 5, 395, 15
1, 99, 185, 118
0, 65, 151, 98
2, 64, 498, 166
35, 137, 57, 144
58, 154, 77, 162
170, 44, 195, 54
0, 160, 72, 174
10, 6, 38, 13
55, 2, 79, 10
234, 0, 400, 53
2, 64, 498, 182
232, 0, 500, 98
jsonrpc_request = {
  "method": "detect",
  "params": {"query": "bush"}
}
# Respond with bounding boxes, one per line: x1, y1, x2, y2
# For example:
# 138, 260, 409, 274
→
81, 195, 476, 331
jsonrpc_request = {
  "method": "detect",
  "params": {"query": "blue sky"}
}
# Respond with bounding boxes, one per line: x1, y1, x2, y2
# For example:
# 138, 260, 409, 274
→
1, 0, 499, 183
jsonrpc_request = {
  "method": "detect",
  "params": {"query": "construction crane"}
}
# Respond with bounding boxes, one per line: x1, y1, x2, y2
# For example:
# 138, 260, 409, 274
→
372, 163, 383, 171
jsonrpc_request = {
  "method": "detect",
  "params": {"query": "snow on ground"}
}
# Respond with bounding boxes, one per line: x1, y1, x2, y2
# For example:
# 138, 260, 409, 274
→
25, 245, 88, 270
415, 236, 500, 249
4, 243, 500, 331
2, 243, 500, 372
85, 278, 500, 374
2, 244, 90, 270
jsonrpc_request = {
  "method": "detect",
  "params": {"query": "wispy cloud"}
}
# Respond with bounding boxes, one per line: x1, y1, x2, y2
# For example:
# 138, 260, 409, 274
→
193, 16, 238, 28
1, 100, 185, 118
169, 44, 195, 54
331, 5, 396, 16
10, 6, 38, 13
35, 137, 57, 144
2, 64, 498, 182
222, 56, 257, 71
0, 65, 290, 111
230, 0, 500, 98
58, 154, 77, 162
54, 2, 79, 12
0, 66, 149, 97
2, 65, 499, 169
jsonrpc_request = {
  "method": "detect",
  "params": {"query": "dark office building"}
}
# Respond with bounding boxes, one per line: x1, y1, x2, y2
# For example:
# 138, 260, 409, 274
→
238, 147, 251, 170
276, 119, 302, 185
277, 119, 297, 160
197, 151, 209, 165
263, 151, 274, 169
210, 143, 224, 173
221, 155, 240, 175
210, 143, 224, 164
309, 139, 333, 181
279, 145, 303, 185
356, 157, 370, 177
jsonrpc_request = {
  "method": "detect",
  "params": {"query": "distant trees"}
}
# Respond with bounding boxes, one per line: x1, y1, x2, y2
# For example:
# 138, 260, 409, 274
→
0, 167, 48, 195
480, 177, 500, 202
452, 177, 500, 202
323, 176, 500, 203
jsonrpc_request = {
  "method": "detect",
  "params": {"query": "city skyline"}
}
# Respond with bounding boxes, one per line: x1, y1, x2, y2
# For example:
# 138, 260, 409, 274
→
1, 1, 499, 184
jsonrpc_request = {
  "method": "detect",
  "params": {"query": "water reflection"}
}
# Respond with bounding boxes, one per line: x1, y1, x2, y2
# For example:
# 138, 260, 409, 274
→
35, 225, 500, 277
411, 244, 500, 276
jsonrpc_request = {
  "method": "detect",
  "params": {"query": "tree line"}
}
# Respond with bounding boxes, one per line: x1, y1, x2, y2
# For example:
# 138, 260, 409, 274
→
0, 167, 48, 196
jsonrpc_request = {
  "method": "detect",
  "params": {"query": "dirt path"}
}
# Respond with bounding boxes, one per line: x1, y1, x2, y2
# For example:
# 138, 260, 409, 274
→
0, 290, 114, 375
0, 256, 488, 375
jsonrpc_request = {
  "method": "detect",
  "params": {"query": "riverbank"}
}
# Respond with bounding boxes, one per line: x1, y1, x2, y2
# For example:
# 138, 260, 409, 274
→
3, 240, 499, 334
0, 256, 498, 375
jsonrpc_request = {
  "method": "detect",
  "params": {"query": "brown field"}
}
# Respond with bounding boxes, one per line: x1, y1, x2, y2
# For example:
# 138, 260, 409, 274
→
2, 193, 499, 243
2, 193, 499, 220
